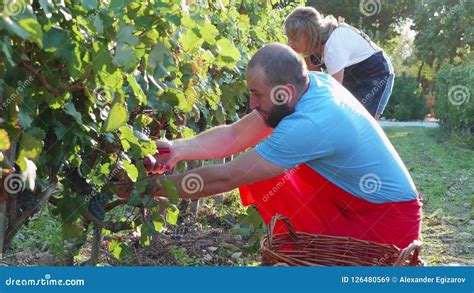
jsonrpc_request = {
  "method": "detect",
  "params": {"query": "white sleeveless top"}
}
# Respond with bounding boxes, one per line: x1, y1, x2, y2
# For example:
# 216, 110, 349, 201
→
323, 26, 382, 75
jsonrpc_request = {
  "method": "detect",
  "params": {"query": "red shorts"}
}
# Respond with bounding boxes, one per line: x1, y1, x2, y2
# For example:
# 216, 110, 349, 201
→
239, 164, 422, 249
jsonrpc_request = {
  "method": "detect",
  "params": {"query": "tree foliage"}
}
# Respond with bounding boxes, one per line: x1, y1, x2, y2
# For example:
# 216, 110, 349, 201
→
306, 0, 417, 43
412, 0, 473, 68
0, 0, 295, 260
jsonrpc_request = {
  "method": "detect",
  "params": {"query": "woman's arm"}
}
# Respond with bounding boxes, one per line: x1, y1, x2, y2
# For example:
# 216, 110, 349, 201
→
331, 68, 344, 83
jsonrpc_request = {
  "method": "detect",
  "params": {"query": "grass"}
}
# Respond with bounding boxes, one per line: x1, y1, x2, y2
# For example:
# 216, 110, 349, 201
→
4, 127, 473, 266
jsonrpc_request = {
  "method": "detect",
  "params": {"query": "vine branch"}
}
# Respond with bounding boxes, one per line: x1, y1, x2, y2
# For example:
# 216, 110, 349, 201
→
21, 61, 86, 96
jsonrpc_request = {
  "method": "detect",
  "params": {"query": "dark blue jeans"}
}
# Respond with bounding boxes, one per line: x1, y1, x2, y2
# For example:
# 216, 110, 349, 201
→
342, 51, 394, 117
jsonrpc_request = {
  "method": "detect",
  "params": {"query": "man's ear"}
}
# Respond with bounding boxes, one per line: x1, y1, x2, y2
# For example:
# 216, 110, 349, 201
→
287, 83, 298, 103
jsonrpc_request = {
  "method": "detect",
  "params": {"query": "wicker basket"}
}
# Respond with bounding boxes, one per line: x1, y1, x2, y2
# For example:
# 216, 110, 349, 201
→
261, 214, 424, 266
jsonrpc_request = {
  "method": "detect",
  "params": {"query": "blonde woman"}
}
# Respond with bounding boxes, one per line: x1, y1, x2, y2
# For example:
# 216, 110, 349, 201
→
285, 7, 394, 120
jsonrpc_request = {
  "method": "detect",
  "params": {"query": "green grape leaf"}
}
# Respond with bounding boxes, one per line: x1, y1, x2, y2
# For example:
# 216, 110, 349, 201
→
109, 240, 133, 259
151, 209, 164, 232
122, 160, 138, 182
80, 0, 98, 11
109, 0, 129, 15
103, 96, 128, 132
26, 127, 46, 141
64, 100, 83, 124
179, 29, 203, 53
62, 221, 84, 240
140, 222, 153, 246
113, 42, 145, 72
56, 196, 84, 223
17, 133, 43, 163
39, 0, 53, 18
161, 178, 179, 204
0, 129, 10, 151
119, 126, 139, 145
18, 108, 33, 129
126, 74, 146, 105
93, 14, 104, 34
216, 38, 240, 67
200, 21, 219, 44
18, 18, 43, 48
117, 25, 139, 46
165, 206, 179, 225
43, 27, 68, 53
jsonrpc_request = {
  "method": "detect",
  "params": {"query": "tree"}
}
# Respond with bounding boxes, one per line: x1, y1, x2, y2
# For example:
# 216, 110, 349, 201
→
306, 0, 418, 43
412, 0, 473, 68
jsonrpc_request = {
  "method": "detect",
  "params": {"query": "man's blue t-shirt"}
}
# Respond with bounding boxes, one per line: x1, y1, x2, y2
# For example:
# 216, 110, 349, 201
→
256, 72, 418, 203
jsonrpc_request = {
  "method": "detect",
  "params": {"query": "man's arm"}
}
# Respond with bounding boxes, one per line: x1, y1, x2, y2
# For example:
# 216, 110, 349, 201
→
152, 110, 273, 172
173, 110, 272, 160
154, 149, 287, 199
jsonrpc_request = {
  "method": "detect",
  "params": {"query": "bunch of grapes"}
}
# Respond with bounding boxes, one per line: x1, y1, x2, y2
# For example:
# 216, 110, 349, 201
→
16, 190, 38, 218
88, 194, 108, 221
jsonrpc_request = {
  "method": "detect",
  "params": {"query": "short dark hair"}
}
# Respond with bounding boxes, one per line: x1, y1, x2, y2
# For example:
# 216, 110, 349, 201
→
247, 43, 308, 94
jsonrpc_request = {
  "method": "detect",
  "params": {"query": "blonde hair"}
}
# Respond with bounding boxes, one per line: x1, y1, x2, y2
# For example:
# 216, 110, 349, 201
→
284, 7, 339, 55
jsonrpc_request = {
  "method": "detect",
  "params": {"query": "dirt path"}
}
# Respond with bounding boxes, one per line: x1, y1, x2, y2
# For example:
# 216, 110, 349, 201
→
379, 120, 440, 128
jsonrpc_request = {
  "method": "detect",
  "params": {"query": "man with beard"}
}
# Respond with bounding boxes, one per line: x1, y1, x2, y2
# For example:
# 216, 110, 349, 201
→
129, 43, 422, 249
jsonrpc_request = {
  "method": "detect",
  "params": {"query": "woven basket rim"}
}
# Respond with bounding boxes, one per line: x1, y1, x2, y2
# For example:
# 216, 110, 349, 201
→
260, 214, 424, 266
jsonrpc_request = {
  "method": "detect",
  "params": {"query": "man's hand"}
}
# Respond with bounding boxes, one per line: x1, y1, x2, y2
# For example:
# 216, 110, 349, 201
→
113, 174, 165, 202
142, 140, 177, 174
